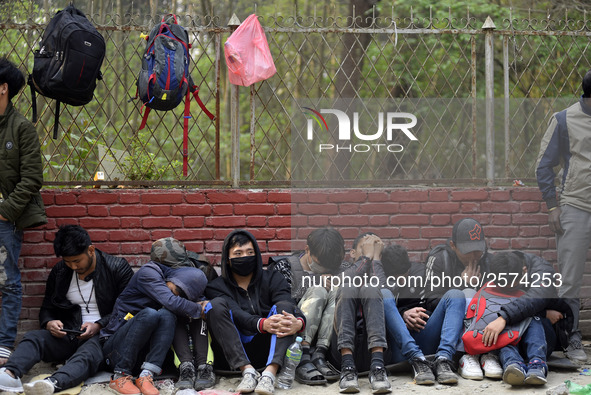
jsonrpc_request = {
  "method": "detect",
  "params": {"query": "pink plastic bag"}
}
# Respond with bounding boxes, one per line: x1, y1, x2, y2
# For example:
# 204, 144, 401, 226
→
225, 14, 276, 86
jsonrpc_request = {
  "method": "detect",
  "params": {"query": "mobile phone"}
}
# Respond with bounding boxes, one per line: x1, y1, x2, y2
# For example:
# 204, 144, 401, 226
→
60, 328, 84, 335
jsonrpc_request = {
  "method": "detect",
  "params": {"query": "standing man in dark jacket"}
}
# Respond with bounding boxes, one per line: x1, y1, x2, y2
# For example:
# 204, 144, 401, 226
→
205, 230, 305, 395
0, 57, 47, 365
536, 69, 591, 364
0, 225, 133, 395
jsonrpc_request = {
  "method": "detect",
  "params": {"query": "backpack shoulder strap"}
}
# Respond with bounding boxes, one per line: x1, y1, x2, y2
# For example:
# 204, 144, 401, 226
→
139, 107, 151, 130
53, 100, 60, 139
190, 86, 215, 120
29, 75, 37, 123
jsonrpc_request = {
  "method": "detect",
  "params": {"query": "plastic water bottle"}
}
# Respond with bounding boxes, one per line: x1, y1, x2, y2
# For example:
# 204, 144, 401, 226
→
276, 336, 303, 389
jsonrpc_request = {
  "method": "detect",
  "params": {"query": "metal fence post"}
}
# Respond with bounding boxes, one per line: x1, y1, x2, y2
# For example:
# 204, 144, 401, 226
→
483, 16, 496, 186
228, 14, 241, 188
503, 35, 510, 179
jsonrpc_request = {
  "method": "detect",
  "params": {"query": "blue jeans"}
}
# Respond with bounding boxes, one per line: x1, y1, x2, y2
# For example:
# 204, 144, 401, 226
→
499, 317, 546, 368
0, 220, 23, 348
381, 289, 422, 362
103, 308, 176, 375
384, 289, 465, 362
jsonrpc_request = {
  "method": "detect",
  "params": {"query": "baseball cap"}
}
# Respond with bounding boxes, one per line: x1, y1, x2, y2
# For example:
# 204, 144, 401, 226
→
452, 218, 486, 254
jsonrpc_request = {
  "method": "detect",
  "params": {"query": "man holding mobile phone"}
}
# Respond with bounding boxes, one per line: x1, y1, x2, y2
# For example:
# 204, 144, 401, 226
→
0, 225, 133, 395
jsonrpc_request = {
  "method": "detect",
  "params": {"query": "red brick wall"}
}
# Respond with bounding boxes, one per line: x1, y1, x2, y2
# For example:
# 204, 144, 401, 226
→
13, 187, 591, 336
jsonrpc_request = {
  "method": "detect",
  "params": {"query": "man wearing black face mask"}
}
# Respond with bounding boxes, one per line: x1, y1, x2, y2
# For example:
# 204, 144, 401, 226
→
205, 230, 306, 395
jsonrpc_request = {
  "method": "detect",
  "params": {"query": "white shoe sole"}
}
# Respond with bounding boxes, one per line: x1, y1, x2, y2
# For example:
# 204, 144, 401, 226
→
458, 368, 483, 381
483, 370, 503, 379
0, 384, 23, 393
502, 366, 525, 386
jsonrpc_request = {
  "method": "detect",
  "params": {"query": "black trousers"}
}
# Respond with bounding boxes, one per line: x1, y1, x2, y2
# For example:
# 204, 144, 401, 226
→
206, 297, 295, 370
5, 329, 103, 390
172, 317, 209, 366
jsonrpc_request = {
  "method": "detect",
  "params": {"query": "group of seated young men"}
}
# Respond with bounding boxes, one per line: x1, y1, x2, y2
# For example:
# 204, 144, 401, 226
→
0, 218, 579, 395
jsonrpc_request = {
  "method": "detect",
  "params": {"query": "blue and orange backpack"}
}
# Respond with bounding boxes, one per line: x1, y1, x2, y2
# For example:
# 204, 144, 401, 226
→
135, 14, 215, 176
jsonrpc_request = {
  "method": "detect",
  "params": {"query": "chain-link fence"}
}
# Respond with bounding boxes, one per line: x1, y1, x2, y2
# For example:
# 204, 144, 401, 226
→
1, 1, 590, 187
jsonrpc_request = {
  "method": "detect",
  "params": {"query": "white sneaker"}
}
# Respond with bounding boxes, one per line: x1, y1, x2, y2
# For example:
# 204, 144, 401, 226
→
23, 378, 56, 395
480, 353, 502, 379
0, 367, 23, 392
458, 354, 483, 380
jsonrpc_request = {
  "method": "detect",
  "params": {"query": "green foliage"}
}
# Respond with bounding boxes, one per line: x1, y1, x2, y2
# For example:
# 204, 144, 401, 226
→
42, 122, 99, 181
121, 130, 182, 181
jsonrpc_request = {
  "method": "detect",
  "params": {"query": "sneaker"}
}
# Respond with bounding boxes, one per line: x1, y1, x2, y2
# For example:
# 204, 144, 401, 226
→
175, 361, 195, 390
194, 363, 216, 390
458, 354, 483, 380
565, 339, 588, 364
109, 375, 140, 395
368, 366, 392, 394
135, 376, 159, 395
237, 370, 260, 393
433, 357, 458, 385
23, 378, 56, 395
480, 353, 502, 379
0, 368, 23, 392
524, 359, 547, 385
502, 362, 526, 386
254, 375, 274, 395
339, 365, 360, 393
409, 357, 435, 385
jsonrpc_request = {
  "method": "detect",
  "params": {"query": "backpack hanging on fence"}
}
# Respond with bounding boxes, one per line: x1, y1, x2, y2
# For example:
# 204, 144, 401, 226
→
135, 14, 215, 177
462, 282, 532, 355
29, 4, 105, 139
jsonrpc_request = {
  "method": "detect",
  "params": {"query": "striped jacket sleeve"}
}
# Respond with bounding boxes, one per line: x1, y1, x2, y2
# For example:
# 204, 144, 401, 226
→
536, 109, 570, 209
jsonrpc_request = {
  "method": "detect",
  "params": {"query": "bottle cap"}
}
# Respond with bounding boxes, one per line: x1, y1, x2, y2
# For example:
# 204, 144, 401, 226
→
296, 336, 303, 342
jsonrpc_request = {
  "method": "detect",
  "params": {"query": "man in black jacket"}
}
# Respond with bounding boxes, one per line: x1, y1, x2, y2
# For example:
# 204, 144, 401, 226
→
205, 230, 305, 395
422, 218, 496, 381
0, 225, 133, 395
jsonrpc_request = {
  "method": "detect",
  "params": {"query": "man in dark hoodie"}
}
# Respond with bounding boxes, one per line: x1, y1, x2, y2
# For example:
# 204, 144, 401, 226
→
205, 230, 306, 395
101, 260, 208, 395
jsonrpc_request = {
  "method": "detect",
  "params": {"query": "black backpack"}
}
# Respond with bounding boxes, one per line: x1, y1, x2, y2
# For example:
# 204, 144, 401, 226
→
29, 4, 105, 138
135, 14, 215, 177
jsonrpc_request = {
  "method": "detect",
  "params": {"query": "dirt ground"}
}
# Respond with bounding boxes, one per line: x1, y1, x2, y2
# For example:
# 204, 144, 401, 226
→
9, 345, 590, 395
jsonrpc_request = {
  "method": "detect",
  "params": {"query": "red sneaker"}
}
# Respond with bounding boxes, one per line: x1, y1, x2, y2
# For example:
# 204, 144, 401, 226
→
135, 376, 159, 395
109, 375, 140, 395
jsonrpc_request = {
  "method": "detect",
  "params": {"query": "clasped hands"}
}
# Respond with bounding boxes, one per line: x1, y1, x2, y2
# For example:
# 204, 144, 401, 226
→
262, 310, 302, 338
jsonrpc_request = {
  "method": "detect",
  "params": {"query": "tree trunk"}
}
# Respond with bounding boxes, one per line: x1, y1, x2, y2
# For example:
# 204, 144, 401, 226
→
331, 0, 375, 181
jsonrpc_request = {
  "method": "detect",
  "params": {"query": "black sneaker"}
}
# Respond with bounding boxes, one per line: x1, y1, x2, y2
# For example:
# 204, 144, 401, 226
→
368, 366, 392, 394
409, 357, 435, 385
339, 365, 359, 393
433, 357, 458, 385
194, 363, 216, 390
524, 359, 547, 386
175, 361, 195, 390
